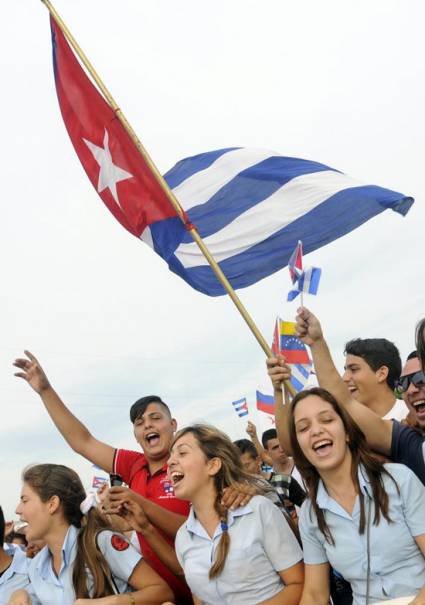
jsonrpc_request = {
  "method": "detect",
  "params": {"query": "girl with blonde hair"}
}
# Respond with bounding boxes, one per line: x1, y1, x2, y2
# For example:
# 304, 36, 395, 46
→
168, 424, 304, 605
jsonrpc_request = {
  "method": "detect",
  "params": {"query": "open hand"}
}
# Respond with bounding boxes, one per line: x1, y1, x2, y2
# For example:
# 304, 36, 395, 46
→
13, 351, 51, 394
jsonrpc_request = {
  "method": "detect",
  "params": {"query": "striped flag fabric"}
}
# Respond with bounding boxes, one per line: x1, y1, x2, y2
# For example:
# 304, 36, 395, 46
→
232, 397, 249, 417
256, 390, 275, 415
161, 148, 413, 295
48, 23, 414, 298
272, 318, 312, 393
287, 266, 322, 302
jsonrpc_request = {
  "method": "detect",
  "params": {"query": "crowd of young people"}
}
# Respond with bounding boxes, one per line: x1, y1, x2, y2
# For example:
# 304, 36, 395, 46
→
1, 309, 424, 605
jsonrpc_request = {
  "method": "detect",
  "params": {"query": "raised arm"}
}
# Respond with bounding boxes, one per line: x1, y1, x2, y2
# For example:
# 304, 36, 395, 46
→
266, 356, 293, 454
14, 351, 115, 472
246, 421, 273, 466
295, 308, 393, 456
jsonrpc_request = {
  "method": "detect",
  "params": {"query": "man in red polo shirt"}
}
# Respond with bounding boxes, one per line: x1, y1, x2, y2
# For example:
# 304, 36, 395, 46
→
13, 353, 192, 604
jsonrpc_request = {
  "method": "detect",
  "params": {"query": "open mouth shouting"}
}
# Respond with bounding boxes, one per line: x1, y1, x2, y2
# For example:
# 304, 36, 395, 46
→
144, 432, 161, 447
312, 439, 333, 457
412, 400, 425, 421
169, 470, 185, 490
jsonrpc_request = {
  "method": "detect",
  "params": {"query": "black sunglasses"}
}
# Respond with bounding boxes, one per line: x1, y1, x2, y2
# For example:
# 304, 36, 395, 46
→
395, 371, 425, 394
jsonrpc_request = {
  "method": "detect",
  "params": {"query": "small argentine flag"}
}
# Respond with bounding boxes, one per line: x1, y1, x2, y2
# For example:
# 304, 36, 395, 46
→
232, 397, 249, 418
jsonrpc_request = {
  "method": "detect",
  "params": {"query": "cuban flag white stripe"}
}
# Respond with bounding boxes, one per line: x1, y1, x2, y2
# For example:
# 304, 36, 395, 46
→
171, 148, 275, 211
174, 169, 362, 269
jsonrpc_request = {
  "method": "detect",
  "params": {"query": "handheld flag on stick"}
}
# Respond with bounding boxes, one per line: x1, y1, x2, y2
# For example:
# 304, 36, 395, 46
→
232, 397, 249, 418
288, 241, 303, 284
42, 0, 295, 394
256, 391, 275, 416
45, 2, 413, 301
287, 266, 322, 302
272, 318, 312, 393
286, 241, 321, 302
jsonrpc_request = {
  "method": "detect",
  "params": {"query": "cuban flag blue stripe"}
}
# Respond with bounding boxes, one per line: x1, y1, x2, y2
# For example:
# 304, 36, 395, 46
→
163, 184, 413, 296
232, 397, 246, 407
164, 147, 239, 189
291, 375, 305, 392
141, 148, 414, 296
295, 364, 311, 380
171, 155, 336, 243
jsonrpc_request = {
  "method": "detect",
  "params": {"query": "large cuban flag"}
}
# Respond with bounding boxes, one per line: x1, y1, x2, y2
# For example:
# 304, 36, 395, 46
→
50, 18, 414, 297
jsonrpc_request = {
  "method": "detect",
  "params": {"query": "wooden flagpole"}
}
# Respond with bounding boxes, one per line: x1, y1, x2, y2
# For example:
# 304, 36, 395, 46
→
40, 0, 296, 397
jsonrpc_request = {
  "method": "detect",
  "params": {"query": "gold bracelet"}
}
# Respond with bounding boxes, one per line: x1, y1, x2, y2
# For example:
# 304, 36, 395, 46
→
128, 593, 136, 605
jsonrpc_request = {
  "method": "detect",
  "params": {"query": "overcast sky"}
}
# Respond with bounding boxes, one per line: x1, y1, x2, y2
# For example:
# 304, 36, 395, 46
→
1, 0, 424, 517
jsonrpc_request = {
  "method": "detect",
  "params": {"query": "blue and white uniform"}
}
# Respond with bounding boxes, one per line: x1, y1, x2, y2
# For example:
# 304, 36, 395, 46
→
28, 525, 142, 605
0, 546, 34, 605
176, 494, 303, 605
300, 463, 425, 604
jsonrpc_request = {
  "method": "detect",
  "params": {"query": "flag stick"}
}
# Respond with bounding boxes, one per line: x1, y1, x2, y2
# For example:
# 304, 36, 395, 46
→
40, 0, 296, 397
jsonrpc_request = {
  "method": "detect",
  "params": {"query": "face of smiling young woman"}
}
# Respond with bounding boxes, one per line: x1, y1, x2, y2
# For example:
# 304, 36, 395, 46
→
15, 483, 55, 542
293, 395, 350, 474
168, 432, 221, 501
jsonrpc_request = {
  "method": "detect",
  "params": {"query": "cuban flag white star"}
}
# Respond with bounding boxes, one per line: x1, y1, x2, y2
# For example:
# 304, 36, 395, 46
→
83, 128, 133, 210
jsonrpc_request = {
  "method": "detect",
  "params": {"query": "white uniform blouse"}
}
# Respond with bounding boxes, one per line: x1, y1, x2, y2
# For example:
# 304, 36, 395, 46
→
175, 494, 303, 605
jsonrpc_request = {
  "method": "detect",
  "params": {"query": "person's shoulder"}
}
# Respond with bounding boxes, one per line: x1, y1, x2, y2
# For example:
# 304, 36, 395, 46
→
247, 493, 274, 512
115, 449, 146, 463
299, 497, 315, 524
96, 530, 132, 555
384, 462, 424, 485
384, 399, 408, 421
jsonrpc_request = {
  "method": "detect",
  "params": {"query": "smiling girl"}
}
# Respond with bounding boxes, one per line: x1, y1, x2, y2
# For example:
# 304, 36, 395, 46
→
286, 387, 425, 605
10, 464, 173, 605
168, 424, 304, 605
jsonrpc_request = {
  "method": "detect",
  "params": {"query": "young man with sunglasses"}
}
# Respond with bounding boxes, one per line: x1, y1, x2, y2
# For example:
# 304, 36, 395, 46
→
269, 308, 425, 485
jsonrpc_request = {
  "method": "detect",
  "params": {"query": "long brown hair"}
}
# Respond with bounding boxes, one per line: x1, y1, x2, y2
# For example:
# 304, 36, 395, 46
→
22, 464, 119, 598
287, 388, 398, 544
172, 424, 267, 578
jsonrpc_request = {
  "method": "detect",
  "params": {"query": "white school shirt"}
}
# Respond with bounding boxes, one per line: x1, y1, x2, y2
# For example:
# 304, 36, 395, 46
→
29, 525, 142, 605
175, 494, 303, 605
300, 463, 425, 605
382, 399, 408, 421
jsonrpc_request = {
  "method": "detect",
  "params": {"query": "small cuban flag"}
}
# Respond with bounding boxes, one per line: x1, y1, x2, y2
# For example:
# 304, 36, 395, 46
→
232, 397, 249, 418
287, 241, 322, 302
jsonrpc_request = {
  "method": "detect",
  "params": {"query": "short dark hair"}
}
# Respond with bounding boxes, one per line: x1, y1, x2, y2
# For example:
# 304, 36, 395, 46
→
0, 507, 5, 545
407, 350, 419, 361
129, 396, 171, 424
233, 439, 258, 458
261, 428, 277, 449
344, 338, 401, 390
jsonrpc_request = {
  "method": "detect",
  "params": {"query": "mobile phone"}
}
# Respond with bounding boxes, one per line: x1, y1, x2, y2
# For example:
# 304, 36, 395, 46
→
109, 473, 123, 487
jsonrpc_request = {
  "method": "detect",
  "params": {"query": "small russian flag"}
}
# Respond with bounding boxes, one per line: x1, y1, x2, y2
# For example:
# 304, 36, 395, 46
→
256, 391, 275, 415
